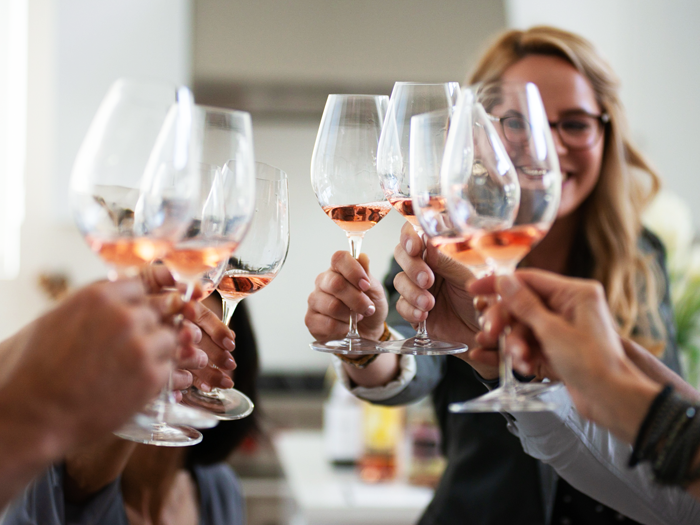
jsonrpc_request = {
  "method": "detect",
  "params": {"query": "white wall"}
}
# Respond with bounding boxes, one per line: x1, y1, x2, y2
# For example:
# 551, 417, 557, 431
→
246, 116, 406, 372
0, 0, 192, 341
505, 0, 700, 228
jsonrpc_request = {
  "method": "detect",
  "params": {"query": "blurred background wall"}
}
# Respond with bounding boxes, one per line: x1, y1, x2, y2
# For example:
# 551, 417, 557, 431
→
1, 0, 699, 374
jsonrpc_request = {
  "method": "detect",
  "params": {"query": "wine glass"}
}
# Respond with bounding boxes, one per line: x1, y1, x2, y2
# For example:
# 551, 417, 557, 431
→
182, 162, 289, 419
154, 107, 255, 438
70, 78, 209, 445
445, 82, 562, 413
376, 81, 465, 355
163, 106, 255, 301
409, 108, 493, 280
310, 94, 391, 355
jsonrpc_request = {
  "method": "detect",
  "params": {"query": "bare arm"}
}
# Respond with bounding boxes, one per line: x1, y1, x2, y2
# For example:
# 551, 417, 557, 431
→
63, 436, 136, 502
0, 279, 181, 508
621, 338, 700, 401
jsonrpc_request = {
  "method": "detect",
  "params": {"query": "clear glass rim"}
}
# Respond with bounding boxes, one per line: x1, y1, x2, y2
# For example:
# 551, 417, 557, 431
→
254, 161, 287, 182
325, 93, 389, 100
393, 80, 460, 86
196, 103, 251, 121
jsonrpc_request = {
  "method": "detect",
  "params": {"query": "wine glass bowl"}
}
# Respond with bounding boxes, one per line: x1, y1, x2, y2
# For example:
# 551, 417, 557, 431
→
310, 94, 391, 355
162, 106, 256, 299
71, 79, 198, 280
410, 108, 492, 279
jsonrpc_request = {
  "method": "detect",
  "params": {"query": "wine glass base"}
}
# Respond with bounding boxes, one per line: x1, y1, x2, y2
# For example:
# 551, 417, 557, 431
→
181, 387, 255, 420
378, 336, 467, 355
310, 337, 388, 356
515, 382, 562, 397
448, 386, 559, 413
114, 417, 203, 447
145, 399, 220, 429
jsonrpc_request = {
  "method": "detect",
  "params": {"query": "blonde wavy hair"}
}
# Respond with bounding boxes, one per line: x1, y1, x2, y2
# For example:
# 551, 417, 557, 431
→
469, 26, 665, 353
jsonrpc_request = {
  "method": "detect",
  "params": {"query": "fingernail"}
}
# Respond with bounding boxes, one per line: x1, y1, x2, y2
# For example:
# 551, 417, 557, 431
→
200, 383, 211, 393
417, 272, 429, 288
414, 308, 424, 319
359, 279, 371, 292
198, 354, 208, 368
484, 320, 492, 333
365, 304, 376, 316
221, 377, 234, 389
223, 338, 236, 351
224, 356, 236, 369
417, 295, 429, 311
497, 275, 520, 297
192, 325, 202, 344
406, 239, 413, 254
478, 315, 485, 330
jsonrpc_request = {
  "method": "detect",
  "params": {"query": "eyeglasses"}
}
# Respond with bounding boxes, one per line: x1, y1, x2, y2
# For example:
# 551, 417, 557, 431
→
490, 112, 609, 150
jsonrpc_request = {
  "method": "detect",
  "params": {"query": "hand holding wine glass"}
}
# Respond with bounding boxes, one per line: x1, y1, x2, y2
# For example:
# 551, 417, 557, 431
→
310, 94, 392, 355
376, 82, 467, 355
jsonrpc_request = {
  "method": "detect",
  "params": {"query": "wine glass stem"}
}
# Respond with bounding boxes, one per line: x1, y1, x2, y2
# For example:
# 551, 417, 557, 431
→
346, 233, 365, 339
183, 281, 196, 302
155, 279, 196, 424
494, 265, 519, 392
415, 320, 429, 340
498, 327, 517, 391
410, 224, 431, 342
222, 297, 243, 327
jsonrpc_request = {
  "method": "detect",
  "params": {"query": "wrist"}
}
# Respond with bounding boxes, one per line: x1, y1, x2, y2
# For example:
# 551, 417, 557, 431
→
586, 362, 662, 444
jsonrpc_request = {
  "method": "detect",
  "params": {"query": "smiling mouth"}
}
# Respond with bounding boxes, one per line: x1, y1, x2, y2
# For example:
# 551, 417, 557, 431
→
518, 166, 548, 179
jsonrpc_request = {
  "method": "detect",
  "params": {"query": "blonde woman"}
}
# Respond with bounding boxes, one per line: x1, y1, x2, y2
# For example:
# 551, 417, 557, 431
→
305, 26, 681, 524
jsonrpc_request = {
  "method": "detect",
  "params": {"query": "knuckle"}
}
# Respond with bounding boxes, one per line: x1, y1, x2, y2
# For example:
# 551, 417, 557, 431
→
326, 273, 346, 294
330, 251, 346, 269
314, 271, 327, 288
318, 316, 338, 337
582, 281, 605, 302
392, 271, 405, 290
326, 297, 346, 317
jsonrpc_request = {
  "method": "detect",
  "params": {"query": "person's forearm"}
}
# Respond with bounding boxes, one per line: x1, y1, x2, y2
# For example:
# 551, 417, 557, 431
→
64, 435, 136, 502
343, 353, 401, 388
586, 361, 663, 445
0, 384, 66, 508
621, 338, 700, 401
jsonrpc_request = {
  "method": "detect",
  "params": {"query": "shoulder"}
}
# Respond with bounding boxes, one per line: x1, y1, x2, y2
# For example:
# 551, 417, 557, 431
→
193, 463, 245, 525
3, 464, 127, 525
